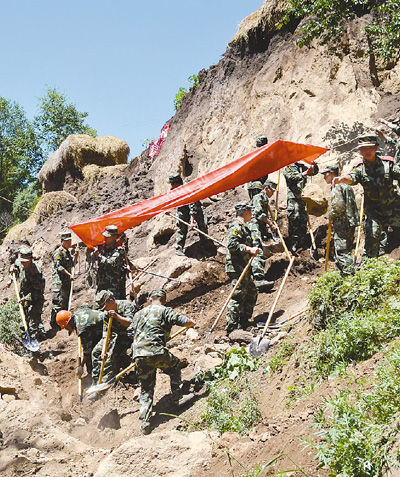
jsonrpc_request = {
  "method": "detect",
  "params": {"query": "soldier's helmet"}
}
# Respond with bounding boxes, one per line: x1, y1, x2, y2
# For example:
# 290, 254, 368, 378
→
150, 288, 167, 300
60, 231, 72, 241
320, 165, 339, 176
358, 135, 379, 148
19, 245, 33, 262
94, 290, 115, 310
56, 310, 72, 329
235, 202, 252, 215
256, 136, 268, 147
247, 181, 263, 191
167, 173, 183, 185
264, 179, 277, 190
102, 225, 119, 238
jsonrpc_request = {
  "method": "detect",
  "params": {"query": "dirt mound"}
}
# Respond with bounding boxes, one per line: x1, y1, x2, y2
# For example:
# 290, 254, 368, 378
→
302, 182, 328, 216
38, 135, 130, 192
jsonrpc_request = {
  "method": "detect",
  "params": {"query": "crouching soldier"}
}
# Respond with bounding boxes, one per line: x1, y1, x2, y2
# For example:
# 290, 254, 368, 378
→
128, 289, 195, 435
91, 290, 137, 391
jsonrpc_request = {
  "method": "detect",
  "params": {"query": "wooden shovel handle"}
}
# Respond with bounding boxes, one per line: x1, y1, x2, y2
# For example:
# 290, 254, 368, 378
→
98, 315, 113, 384
267, 204, 291, 261
11, 272, 28, 332
354, 194, 364, 263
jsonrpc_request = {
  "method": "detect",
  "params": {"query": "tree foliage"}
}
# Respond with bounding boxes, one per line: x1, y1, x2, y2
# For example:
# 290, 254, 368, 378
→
280, 0, 400, 60
173, 74, 200, 111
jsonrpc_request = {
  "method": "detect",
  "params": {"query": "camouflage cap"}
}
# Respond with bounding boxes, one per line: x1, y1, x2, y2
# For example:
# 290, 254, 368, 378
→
235, 202, 252, 214
150, 288, 167, 299
247, 181, 263, 191
320, 165, 339, 175
19, 245, 33, 262
102, 225, 119, 237
94, 290, 115, 310
256, 136, 268, 147
264, 179, 277, 190
60, 231, 72, 241
167, 173, 183, 185
358, 135, 378, 148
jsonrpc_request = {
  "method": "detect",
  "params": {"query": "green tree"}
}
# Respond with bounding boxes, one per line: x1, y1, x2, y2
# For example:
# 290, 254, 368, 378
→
34, 87, 97, 157
12, 183, 40, 223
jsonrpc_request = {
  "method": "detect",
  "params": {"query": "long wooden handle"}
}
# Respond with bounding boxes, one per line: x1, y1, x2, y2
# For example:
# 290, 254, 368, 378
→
68, 266, 75, 311
267, 204, 291, 261
325, 223, 332, 272
261, 256, 295, 339
274, 169, 281, 221
208, 254, 256, 335
166, 211, 225, 248
170, 326, 188, 340
11, 273, 28, 332
354, 194, 364, 263
98, 315, 113, 384
306, 205, 316, 249
78, 337, 83, 404
131, 258, 157, 283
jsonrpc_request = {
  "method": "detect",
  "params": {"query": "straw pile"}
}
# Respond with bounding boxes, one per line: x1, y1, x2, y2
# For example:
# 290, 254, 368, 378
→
82, 164, 128, 186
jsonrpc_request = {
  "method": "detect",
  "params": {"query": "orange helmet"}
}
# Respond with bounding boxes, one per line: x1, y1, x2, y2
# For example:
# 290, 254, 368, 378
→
56, 310, 72, 329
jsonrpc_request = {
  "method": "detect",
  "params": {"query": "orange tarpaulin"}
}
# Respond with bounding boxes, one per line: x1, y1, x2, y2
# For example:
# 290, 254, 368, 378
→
70, 140, 328, 248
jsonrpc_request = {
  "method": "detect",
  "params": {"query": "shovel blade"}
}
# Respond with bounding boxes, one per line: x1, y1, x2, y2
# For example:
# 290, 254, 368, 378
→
249, 336, 270, 357
86, 382, 110, 394
22, 332, 40, 352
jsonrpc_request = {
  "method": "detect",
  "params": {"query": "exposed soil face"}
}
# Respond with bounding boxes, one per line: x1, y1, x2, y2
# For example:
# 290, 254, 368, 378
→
1, 1, 400, 475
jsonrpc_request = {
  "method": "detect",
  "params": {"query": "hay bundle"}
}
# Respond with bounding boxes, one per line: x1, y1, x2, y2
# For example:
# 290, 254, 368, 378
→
302, 183, 328, 217
82, 164, 128, 186
4, 191, 77, 242
38, 135, 130, 191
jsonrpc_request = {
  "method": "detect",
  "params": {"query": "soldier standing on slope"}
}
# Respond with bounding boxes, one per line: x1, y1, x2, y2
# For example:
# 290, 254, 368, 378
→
246, 136, 270, 199
321, 165, 359, 276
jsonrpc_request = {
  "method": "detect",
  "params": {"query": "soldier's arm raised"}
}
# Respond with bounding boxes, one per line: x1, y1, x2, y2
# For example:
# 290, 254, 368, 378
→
332, 174, 354, 186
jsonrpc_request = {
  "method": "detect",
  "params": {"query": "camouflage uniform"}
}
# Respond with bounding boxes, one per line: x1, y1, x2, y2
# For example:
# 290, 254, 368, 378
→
51, 245, 74, 329
95, 244, 126, 299
16, 260, 46, 339
283, 163, 319, 250
349, 153, 400, 258
73, 303, 104, 375
225, 218, 258, 333
330, 184, 359, 275
175, 201, 208, 252
92, 300, 137, 383
247, 176, 269, 200
128, 302, 188, 427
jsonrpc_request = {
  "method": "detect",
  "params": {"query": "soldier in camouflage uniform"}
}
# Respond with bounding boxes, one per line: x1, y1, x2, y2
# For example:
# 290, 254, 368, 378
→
56, 304, 103, 377
128, 289, 195, 434
322, 165, 359, 276
91, 290, 137, 387
333, 135, 400, 258
378, 117, 400, 162
246, 136, 269, 199
93, 225, 126, 299
168, 173, 208, 256
283, 162, 319, 253
50, 231, 77, 332
248, 180, 278, 290
11, 246, 46, 341
225, 203, 260, 333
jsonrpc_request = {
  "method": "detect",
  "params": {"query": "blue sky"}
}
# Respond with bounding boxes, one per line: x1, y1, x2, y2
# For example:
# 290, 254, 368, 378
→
1, 1, 262, 157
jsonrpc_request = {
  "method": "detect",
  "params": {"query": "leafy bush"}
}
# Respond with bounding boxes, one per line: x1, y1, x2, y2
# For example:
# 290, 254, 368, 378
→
0, 299, 22, 347
305, 258, 400, 377
12, 184, 40, 223
173, 74, 200, 111
279, 0, 400, 60
314, 341, 400, 476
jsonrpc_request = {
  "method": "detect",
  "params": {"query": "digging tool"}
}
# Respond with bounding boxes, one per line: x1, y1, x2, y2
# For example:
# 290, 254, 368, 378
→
68, 265, 75, 311
267, 309, 305, 329
325, 223, 332, 272
169, 326, 189, 340
354, 193, 364, 266
166, 211, 225, 248
250, 256, 295, 357
77, 337, 83, 404
131, 268, 181, 283
11, 272, 39, 352
267, 204, 291, 261
98, 314, 113, 384
306, 205, 319, 260
86, 362, 136, 394
205, 253, 257, 343
274, 169, 281, 221
131, 258, 157, 283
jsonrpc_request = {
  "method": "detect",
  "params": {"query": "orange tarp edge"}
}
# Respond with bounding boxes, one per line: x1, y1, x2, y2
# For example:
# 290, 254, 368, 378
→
69, 140, 328, 247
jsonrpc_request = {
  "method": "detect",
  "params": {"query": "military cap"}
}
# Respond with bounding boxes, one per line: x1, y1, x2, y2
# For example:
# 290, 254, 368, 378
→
150, 288, 167, 299
19, 245, 33, 262
167, 173, 183, 185
235, 202, 252, 214
247, 181, 263, 191
102, 224, 119, 237
256, 136, 268, 147
94, 290, 115, 310
264, 179, 277, 190
320, 165, 339, 176
358, 135, 378, 147
60, 231, 72, 241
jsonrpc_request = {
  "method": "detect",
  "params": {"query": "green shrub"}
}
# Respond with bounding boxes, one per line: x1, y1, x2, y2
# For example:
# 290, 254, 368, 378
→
173, 74, 200, 111
12, 184, 40, 223
314, 341, 400, 476
265, 338, 296, 375
0, 299, 22, 347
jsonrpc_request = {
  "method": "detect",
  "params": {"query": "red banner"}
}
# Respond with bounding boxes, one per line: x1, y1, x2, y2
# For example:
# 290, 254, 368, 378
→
70, 140, 328, 247
149, 123, 170, 159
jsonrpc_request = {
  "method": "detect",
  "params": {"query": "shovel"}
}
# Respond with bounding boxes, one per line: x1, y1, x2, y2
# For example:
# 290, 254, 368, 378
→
354, 194, 364, 266
267, 309, 305, 329
267, 204, 291, 261
205, 253, 257, 344
250, 256, 295, 357
11, 272, 39, 353
306, 205, 319, 260
77, 337, 83, 404
98, 314, 113, 384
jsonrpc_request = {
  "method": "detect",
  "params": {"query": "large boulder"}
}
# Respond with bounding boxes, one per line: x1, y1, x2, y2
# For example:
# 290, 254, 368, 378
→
38, 134, 130, 192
